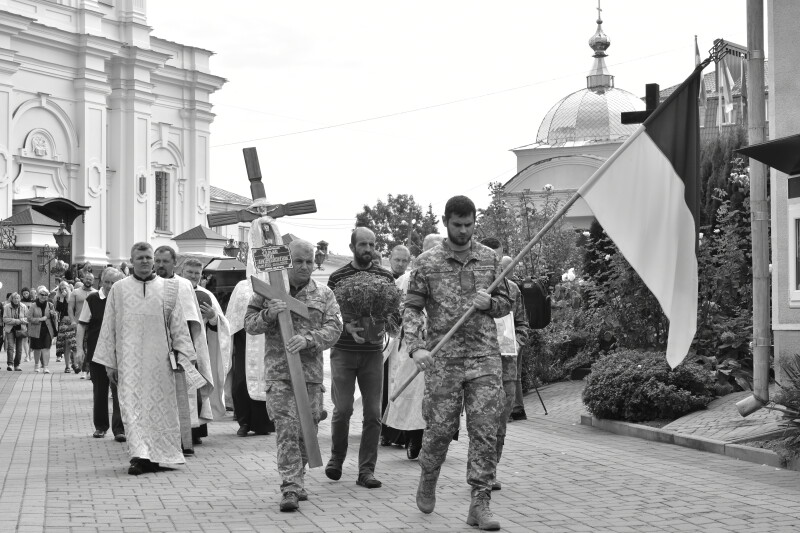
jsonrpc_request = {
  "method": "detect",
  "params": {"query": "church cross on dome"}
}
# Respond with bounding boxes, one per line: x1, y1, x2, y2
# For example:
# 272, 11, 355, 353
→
587, 0, 613, 90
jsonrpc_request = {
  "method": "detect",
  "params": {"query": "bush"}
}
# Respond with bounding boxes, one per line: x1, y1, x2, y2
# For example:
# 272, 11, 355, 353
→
521, 331, 565, 391
582, 350, 716, 422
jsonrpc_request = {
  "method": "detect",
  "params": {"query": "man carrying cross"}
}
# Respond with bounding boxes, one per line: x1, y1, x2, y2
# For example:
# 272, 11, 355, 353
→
244, 239, 342, 512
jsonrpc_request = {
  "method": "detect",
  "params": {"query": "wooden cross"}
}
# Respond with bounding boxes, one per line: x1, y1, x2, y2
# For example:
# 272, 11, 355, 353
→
621, 83, 660, 124
206, 148, 317, 227
235, 147, 323, 468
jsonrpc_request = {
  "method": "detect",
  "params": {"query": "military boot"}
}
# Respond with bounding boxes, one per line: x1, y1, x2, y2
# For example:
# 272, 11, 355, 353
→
466, 490, 500, 531
416, 466, 440, 514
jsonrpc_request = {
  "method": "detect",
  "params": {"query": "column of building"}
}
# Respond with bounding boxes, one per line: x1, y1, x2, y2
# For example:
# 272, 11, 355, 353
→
0, 12, 32, 220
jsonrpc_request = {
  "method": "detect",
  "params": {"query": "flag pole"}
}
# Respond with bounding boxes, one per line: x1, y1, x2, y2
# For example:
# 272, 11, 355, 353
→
389, 190, 583, 403
736, 0, 769, 417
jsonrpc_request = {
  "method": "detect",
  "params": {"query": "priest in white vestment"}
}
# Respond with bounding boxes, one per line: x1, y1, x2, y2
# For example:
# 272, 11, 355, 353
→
94, 242, 197, 474
181, 258, 232, 420
153, 246, 214, 449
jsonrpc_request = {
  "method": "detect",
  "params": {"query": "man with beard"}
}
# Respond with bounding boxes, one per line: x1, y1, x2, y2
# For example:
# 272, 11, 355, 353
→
405, 195, 510, 530
245, 239, 342, 511
325, 227, 395, 489
153, 246, 214, 453
182, 258, 232, 424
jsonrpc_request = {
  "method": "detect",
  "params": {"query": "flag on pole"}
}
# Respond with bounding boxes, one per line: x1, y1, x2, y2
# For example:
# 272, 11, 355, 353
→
577, 65, 701, 368
721, 59, 735, 118
695, 36, 707, 107
739, 54, 748, 106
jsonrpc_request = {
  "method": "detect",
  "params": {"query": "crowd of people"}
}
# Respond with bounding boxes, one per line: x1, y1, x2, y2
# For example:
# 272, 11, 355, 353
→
0, 194, 537, 531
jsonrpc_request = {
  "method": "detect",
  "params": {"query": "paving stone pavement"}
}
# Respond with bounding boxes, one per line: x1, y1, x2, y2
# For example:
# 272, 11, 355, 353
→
1, 353, 799, 532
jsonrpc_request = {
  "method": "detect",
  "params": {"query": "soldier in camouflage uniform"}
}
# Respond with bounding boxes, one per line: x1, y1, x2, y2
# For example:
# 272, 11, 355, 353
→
404, 196, 511, 531
493, 255, 530, 491
244, 240, 342, 512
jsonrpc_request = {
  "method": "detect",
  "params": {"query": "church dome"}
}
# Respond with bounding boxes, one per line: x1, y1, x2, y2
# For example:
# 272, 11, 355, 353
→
534, 4, 645, 146
535, 87, 644, 145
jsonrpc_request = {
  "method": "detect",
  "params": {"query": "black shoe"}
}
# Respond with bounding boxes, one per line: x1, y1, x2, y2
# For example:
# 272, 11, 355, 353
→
183, 448, 194, 456
324, 459, 342, 481
192, 436, 202, 445
356, 473, 382, 489
319, 409, 328, 421
510, 409, 527, 421
279, 491, 299, 512
128, 458, 154, 476
407, 443, 420, 460
93, 430, 106, 438
114, 434, 127, 443
380, 436, 393, 447
236, 425, 249, 437
492, 481, 502, 491
297, 488, 308, 501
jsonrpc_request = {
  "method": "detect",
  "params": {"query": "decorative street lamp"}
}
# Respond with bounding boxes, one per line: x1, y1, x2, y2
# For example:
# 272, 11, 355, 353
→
38, 221, 72, 287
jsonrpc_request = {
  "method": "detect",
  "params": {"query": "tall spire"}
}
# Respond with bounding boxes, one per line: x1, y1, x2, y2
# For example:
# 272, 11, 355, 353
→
587, 0, 614, 90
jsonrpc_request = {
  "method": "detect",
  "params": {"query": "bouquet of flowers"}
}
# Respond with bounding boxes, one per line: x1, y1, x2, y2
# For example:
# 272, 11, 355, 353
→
333, 272, 402, 342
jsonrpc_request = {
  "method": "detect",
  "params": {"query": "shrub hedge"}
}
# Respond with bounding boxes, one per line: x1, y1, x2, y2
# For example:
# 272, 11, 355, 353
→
582, 350, 716, 422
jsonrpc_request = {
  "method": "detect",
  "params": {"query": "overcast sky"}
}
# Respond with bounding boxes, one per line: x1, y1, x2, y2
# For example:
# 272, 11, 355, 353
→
147, 1, 750, 255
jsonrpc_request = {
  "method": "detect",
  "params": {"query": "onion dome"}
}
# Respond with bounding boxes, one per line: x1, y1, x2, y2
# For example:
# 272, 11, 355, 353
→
535, 4, 644, 146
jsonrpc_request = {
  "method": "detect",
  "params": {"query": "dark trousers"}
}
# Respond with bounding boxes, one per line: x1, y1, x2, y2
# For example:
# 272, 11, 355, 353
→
90, 361, 123, 435
329, 347, 383, 475
231, 330, 274, 434
513, 349, 525, 412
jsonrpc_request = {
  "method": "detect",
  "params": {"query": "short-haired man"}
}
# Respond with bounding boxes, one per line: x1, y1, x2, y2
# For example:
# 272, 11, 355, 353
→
388, 245, 411, 280
76, 267, 126, 441
245, 239, 342, 511
182, 258, 232, 424
381, 244, 413, 447
406, 195, 511, 530
68, 272, 96, 376
93, 242, 197, 475
421, 233, 445, 252
480, 241, 532, 492
325, 227, 397, 489
154, 245, 214, 452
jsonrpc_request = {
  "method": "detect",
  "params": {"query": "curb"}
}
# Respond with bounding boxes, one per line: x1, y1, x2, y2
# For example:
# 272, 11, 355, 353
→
579, 414, 800, 472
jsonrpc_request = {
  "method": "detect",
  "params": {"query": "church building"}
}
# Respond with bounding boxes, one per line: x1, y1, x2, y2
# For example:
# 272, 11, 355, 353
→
0, 0, 225, 291
501, 9, 644, 229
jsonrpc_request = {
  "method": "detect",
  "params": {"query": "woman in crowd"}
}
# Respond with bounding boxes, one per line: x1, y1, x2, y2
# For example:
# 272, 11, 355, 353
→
53, 281, 72, 363
3, 292, 27, 371
19, 286, 34, 361
27, 286, 58, 373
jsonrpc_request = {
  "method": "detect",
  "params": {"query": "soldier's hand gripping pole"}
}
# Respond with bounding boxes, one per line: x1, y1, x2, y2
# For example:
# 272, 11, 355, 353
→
389, 191, 582, 402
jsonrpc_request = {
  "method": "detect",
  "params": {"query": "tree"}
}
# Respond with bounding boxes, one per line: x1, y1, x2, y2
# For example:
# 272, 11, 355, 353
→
355, 194, 439, 256
477, 182, 582, 281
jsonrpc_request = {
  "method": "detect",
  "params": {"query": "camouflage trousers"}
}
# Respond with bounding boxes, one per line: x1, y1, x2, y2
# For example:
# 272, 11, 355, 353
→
264, 380, 324, 494
496, 355, 518, 463
420, 356, 502, 494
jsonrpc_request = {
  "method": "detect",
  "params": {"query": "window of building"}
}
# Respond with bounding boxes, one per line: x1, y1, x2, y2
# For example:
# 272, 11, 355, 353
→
788, 179, 800, 303
238, 225, 250, 244
155, 171, 170, 232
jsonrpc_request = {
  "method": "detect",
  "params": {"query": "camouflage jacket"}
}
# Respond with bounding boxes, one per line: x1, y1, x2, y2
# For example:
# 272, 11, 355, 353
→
244, 278, 342, 383
505, 280, 531, 357
403, 240, 511, 358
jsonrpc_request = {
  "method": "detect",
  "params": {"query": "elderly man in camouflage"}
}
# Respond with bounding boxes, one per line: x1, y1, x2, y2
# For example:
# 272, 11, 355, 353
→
244, 240, 343, 512
405, 196, 511, 531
